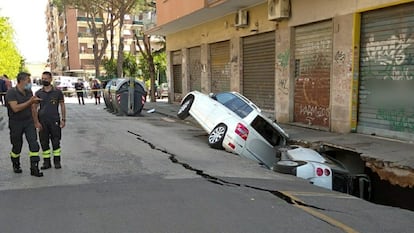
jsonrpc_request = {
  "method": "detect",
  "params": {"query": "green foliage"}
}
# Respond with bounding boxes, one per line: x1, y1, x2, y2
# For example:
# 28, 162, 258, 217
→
102, 52, 139, 79
123, 53, 139, 77
0, 17, 23, 79
102, 58, 117, 79
138, 51, 166, 83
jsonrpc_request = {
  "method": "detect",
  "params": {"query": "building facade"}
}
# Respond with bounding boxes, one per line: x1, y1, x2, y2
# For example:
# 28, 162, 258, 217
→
45, 0, 144, 79
148, 0, 414, 142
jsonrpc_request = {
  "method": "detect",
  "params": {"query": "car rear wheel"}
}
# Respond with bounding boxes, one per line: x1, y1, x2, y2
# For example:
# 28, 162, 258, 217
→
273, 160, 307, 175
208, 124, 227, 149
177, 96, 194, 119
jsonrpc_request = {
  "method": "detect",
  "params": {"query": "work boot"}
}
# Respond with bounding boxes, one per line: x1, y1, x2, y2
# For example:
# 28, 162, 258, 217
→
40, 158, 52, 170
54, 156, 61, 169
11, 157, 22, 173
30, 158, 44, 177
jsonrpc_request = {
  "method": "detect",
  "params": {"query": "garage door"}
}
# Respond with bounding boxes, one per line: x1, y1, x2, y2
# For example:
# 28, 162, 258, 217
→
210, 40, 231, 93
172, 50, 182, 101
242, 32, 275, 112
294, 20, 332, 128
358, 3, 414, 140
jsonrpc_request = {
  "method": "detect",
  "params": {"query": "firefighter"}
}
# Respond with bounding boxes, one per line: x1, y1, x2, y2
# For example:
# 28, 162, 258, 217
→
5, 72, 43, 177
34, 71, 66, 169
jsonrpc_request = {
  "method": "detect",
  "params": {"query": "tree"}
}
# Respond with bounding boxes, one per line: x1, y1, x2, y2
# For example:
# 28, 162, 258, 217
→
102, 53, 139, 80
111, 0, 138, 78
0, 17, 23, 79
53, 0, 118, 78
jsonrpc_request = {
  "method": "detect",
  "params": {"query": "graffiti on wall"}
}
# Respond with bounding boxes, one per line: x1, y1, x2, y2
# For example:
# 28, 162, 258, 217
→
277, 49, 290, 68
333, 49, 352, 105
277, 49, 290, 95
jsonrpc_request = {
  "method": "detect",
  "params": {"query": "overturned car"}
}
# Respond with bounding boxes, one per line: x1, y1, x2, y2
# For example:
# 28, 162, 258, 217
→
177, 91, 371, 199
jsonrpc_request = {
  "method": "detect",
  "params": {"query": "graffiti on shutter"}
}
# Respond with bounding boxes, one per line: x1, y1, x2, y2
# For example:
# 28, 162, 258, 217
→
294, 20, 332, 128
358, 3, 414, 140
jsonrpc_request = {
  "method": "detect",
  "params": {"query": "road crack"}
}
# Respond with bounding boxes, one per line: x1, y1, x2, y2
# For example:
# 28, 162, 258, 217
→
128, 130, 358, 233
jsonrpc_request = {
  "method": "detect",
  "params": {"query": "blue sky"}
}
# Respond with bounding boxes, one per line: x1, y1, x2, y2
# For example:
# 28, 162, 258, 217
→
0, 0, 49, 63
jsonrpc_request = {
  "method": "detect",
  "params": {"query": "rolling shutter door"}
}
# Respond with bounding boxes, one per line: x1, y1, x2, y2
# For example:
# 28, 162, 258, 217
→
358, 3, 414, 140
294, 20, 332, 128
210, 40, 231, 93
242, 32, 275, 112
189, 46, 202, 91
172, 50, 182, 97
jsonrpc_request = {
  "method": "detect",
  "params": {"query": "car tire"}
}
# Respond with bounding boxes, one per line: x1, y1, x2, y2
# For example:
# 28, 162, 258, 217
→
273, 160, 307, 175
208, 124, 227, 149
177, 95, 194, 119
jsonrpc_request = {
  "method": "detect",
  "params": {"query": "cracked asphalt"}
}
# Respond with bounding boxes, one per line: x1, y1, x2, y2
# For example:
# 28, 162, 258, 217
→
0, 99, 413, 233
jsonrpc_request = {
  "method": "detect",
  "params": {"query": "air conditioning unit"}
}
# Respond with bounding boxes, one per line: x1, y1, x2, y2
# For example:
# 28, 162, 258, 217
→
268, 0, 290, 21
235, 9, 248, 27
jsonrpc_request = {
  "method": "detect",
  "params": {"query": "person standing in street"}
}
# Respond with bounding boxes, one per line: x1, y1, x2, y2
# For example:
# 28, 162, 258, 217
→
5, 72, 43, 177
74, 79, 85, 105
0, 75, 7, 105
34, 71, 66, 169
91, 79, 101, 105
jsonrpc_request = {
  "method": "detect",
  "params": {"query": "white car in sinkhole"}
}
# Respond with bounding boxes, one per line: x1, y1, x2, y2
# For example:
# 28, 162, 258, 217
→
177, 91, 371, 198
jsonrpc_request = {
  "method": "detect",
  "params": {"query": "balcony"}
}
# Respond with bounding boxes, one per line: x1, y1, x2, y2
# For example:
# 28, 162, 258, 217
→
77, 16, 103, 23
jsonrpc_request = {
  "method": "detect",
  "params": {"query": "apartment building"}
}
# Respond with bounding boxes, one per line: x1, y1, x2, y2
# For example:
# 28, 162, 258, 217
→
45, 0, 144, 79
147, 0, 414, 142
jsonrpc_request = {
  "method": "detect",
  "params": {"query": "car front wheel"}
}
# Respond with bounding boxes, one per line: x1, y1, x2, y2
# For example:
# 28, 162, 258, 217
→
208, 124, 227, 149
177, 96, 194, 119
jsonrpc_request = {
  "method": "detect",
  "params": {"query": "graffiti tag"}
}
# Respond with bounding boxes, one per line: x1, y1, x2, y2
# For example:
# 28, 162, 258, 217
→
377, 108, 414, 132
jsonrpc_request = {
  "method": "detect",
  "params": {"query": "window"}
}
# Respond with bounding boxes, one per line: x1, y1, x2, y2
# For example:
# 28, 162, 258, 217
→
251, 116, 281, 146
214, 92, 253, 118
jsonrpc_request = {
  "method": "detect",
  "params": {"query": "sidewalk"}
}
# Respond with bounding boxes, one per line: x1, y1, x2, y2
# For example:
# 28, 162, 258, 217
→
143, 100, 414, 188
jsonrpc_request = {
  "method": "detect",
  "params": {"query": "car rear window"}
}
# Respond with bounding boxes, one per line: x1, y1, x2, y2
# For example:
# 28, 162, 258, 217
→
214, 93, 253, 118
250, 116, 281, 146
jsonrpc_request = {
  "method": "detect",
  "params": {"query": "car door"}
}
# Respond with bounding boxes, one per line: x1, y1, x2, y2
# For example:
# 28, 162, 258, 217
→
189, 92, 218, 132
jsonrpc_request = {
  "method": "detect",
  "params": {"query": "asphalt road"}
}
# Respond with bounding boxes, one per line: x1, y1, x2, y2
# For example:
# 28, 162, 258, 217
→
0, 98, 413, 233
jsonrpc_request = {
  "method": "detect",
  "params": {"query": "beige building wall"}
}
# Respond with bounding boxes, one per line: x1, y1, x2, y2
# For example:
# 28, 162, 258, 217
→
163, 0, 413, 133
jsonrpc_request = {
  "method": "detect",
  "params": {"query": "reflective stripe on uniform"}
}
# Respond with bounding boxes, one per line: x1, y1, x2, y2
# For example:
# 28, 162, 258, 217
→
29, 151, 39, 157
10, 151, 20, 158
42, 149, 51, 158
53, 148, 61, 157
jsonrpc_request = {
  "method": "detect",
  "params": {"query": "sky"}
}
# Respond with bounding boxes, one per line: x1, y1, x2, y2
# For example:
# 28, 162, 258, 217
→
0, 0, 49, 64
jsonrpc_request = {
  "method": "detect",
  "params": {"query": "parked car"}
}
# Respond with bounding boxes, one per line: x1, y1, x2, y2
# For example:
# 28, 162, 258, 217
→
156, 83, 169, 99
54, 80, 75, 97
177, 91, 371, 198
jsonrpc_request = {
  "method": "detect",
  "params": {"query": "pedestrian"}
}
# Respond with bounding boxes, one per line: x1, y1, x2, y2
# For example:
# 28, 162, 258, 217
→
74, 79, 85, 105
3, 74, 12, 90
5, 72, 43, 177
0, 75, 7, 105
92, 79, 101, 105
34, 71, 66, 169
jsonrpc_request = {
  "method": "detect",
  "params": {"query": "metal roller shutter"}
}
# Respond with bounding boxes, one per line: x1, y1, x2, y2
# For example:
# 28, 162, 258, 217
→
172, 50, 182, 96
294, 20, 332, 128
189, 46, 202, 91
358, 3, 414, 140
210, 40, 231, 93
242, 32, 275, 112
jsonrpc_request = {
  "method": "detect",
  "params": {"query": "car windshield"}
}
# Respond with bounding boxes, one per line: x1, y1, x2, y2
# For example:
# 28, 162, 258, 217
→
250, 116, 282, 146
214, 92, 253, 118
